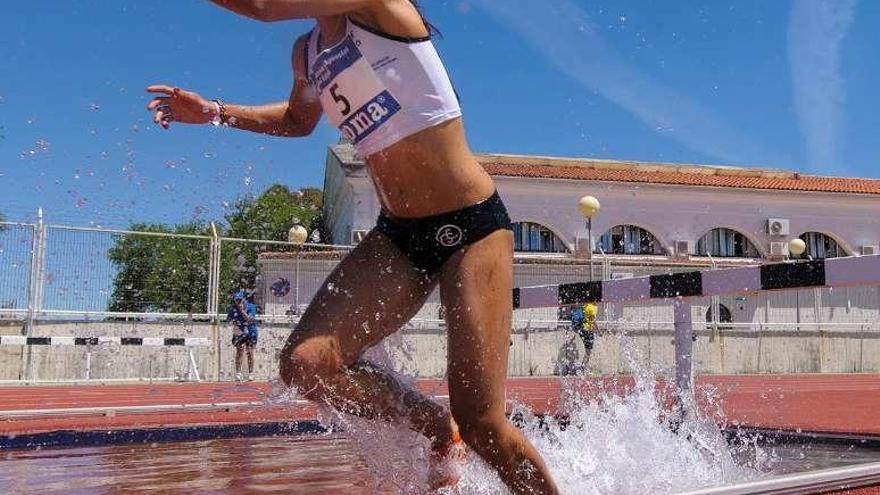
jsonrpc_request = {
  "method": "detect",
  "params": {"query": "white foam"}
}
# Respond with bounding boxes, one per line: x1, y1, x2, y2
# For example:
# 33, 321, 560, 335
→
275, 334, 770, 493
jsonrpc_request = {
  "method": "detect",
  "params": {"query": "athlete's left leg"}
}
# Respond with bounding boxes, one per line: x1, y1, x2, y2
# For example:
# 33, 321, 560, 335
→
441, 230, 559, 495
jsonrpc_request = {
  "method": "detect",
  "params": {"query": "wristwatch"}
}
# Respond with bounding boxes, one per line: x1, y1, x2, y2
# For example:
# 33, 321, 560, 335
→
211, 99, 227, 126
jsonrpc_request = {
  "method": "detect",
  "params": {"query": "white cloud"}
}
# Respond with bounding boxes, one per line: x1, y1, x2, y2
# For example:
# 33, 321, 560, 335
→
471, 0, 788, 167
788, 0, 857, 171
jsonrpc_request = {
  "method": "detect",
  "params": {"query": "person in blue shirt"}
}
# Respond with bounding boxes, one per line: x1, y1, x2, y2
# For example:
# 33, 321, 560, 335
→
570, 305, 585, 334
227, 290, 259, 381
568, 303, 597, 373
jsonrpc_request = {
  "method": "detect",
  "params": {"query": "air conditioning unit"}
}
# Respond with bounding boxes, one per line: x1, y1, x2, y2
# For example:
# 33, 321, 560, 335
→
674, 240, 690, 258
769, 241, 787, 257
350, 230, 368, 245
767, 218, 790, 236
861, 245, 877, 256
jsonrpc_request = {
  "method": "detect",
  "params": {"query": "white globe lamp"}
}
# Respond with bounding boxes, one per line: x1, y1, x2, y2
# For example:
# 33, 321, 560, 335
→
578, 195, 601, 219
288, 225, 308, 245
788, 238, 807, 258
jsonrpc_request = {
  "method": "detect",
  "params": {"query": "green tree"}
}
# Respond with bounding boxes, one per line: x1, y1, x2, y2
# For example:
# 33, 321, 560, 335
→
107, 222, 212, 314
106, 184, 323, 314
220, 184, 324, 301
224, 184, 323, 240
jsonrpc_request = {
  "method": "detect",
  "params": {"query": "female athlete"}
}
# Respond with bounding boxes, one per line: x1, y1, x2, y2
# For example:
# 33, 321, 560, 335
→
147, 1, 558, 492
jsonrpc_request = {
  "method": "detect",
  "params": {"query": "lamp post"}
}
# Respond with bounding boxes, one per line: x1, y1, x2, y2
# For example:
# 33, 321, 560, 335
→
578, 195, 601, 281
788, 237, 808, 330
288, 225, 308, 315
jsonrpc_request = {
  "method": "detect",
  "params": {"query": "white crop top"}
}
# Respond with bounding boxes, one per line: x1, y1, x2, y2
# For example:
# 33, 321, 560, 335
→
305, 18, 462, 157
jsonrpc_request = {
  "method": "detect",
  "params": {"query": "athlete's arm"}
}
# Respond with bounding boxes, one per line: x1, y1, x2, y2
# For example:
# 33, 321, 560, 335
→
208, 0, 376, 21
146, 36, 322, 137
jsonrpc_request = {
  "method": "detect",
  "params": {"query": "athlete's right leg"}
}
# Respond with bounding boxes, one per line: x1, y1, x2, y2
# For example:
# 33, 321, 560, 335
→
279, 230, 455, 446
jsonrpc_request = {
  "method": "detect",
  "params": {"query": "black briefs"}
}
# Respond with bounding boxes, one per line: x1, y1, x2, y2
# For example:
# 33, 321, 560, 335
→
376, 191, 513, 274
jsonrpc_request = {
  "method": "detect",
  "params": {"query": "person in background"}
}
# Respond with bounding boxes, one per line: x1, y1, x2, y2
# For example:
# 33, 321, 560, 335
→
228, 290, 259, 381
579, 303, 598, 370
567, 302, 598, 373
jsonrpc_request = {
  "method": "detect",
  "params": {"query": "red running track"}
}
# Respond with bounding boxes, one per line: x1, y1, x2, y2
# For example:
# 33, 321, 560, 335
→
0, 374, 878, 438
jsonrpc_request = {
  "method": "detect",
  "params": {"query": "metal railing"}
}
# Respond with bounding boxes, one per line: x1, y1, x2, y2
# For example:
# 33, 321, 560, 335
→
679, 461, 880, 495
2, 215, 880, 331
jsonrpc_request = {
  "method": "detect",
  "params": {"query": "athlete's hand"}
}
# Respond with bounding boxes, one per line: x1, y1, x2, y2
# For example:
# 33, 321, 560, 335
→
146, 85, 218, 129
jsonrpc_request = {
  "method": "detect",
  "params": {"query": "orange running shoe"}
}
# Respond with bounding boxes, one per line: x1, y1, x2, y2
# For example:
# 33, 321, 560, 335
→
428, 431, 467, 490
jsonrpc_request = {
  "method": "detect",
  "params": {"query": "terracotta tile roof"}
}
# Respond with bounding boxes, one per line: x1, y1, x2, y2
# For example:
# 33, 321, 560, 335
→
477, 154, 880, 196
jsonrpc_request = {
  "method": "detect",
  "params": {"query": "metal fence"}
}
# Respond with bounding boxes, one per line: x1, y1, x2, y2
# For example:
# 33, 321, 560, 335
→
3, 215, 880, 382
0, 221, 36, 319
3, 217, 880, 330
1, 218, 345, 323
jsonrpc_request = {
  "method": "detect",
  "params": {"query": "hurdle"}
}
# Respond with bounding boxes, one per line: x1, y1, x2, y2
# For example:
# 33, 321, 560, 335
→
0, 336, 211, 382
512, 255, 880, 398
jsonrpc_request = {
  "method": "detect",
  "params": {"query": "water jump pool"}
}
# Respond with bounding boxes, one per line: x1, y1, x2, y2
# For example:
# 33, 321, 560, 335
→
2, 376, 880, 494
2, 433, 880, 494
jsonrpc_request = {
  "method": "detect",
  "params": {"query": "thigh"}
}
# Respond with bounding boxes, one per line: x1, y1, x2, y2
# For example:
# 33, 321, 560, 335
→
288, 229, 439, 364
440, 229, 514, 416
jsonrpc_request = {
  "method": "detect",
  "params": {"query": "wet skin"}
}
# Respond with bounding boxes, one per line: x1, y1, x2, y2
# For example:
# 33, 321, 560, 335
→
147, 1, 559, 493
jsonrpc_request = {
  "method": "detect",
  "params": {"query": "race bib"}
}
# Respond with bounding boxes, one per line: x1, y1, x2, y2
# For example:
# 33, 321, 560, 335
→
310, 35, 401, 144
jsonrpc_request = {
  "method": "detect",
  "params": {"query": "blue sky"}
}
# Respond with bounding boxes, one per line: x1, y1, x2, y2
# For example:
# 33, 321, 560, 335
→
1, 0, 877, 228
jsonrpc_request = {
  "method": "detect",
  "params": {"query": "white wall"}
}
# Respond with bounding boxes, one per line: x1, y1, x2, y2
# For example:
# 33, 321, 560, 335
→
328, 156, 880, 257
494, 176, 880, 257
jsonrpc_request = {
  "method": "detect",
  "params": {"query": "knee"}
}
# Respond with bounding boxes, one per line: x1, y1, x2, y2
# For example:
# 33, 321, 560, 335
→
279, 337, 344, 395
450, 405, 509, 449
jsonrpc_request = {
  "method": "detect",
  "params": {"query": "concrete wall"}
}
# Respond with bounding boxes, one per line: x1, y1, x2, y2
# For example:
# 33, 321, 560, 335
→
2, 317, 879, 383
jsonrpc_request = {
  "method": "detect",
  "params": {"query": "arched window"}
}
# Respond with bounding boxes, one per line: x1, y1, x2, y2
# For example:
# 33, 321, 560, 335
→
598, 225, 663, 255
512, 222, 568, 253
706, 304, 733, 329
798, 232, 845, 259
696, 228, 760, 258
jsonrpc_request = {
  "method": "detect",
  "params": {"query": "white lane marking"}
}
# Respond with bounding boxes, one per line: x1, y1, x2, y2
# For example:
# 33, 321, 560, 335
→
0, 395, 450, 418
0, 400, 313, 418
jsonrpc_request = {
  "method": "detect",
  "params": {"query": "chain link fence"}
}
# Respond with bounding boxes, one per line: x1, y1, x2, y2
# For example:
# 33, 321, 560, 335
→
220, 238, 350, 322
0, 222, 35, 319
36, 226, 214, 318
2, 219, 880, 381
3, 221, 879, 329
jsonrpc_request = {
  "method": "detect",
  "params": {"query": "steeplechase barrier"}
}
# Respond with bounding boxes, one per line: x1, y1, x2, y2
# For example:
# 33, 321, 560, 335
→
0, 336, 210, 382
514, 255, 880, 493
512, 255, 880, 394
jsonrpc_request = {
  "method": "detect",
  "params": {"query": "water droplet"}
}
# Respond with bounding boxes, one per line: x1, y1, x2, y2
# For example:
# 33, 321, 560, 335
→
19, 138, 50, 159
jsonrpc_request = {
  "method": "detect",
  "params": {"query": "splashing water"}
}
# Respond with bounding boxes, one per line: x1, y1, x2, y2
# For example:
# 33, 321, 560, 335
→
266, 334, 768, 494
507, 382, 756, 493
455, 335, 763, 493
